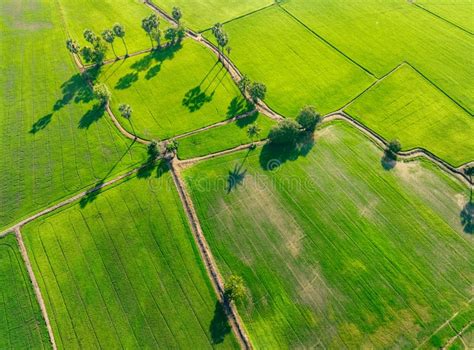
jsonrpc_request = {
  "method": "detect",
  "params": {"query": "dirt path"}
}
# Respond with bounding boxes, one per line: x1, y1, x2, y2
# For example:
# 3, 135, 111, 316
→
169, 162, 252, 349
14, 227, 57, 350
443, 321, 473, 349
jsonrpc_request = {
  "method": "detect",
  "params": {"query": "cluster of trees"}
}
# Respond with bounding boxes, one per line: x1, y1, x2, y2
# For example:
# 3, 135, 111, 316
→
66, 7, 185, 64
142, 11, 185, 50
238, 75, 267, 104
211, 23, 230, 56
66, 24, 128, 65
268, 106, 320, 146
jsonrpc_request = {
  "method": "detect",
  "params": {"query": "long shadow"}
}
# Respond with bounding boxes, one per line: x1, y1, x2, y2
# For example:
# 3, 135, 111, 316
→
79, 179, 105, 208
234, 109, 258, 127
78, 104, 105, 129
182, 86, 214, 112
115, 72, 138, 89
209, 301, 231, 344
381, 151, 397, 171
30, 113, 53, 134
259, 132, 315, 171
227, 149, 252, 193
460, 200, 473, 234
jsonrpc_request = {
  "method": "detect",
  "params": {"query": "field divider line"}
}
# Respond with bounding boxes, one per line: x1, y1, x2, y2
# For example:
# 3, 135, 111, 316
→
169, 161, 253, 350
0, 165, 145, 237
412, 3, 473, 36
174, 109, 256, 140
442, 320, 473, 349
14, 227, 57, 350
416, 298, 473, 349
324, 112, 473, 185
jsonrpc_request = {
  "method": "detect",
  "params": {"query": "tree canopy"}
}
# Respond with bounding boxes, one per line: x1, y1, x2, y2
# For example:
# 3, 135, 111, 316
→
268, 119, 301, 146
224, 275, 246, 302
296, 106, 320, 132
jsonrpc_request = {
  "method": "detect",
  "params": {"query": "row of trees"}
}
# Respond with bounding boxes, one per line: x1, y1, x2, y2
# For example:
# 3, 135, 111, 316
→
66, 7, 185, 65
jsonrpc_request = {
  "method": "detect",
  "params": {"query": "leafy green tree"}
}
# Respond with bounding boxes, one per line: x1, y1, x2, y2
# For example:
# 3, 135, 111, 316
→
224, 275, 246, 302
113, 23, 128, 56
148, 140, 159, 159
93, 83, 111, 105
101, 29, 117, 58
296, 106, 320, 132
152, 29, 162, 48
268, 119, 301, 146
248, 82, 266, 103
177, 25, 186, 43
83, 29, 97, 45
165, 139, 178, 153
66, 39, 80, 54
211, 23, 229, 56
238, 75, 250, 93
142, 14, 159, 49
164, 27, 177, 45
172, 7, 182, 23
118, 103, 135, 137
247, 123, 261, 144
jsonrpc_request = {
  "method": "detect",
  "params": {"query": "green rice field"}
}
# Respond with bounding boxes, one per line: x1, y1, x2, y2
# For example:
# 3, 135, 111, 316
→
283, 0, 474, 113
345, 64, 474, 167
153, 0, 273, 31
204, 5, 375, 117
0, 0, 146, 231
182, 121, 474, 348
177, 112, 275, 159
0, 234, 50, 349
22, 173, 238, 349
416, 0, 474, 33
58, 0, 156, 58
99, 39, 249, 140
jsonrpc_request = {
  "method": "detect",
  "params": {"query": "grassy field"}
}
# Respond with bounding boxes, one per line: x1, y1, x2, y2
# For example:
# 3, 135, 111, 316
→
204, 6, 375, 118
0, 0, 146, 231
0, 234, 50, 349
23, 172, 238, 349
58, 0, 156, 58
177, 112, 275, 159
416, 0, 474, 33
183, 121, 474, 348
153, 0, 273, 31
283, 0, 474, 113
99, 39, 249, 140
345, 64, 474, 166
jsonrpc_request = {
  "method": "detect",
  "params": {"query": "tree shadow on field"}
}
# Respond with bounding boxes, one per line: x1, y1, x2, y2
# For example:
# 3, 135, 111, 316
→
381, 151, 397, 171
79, 179, 105, 208
115, 72, 138, 90
460, 197, 473, 234
259, 132, 315, 171
209, 301, 231, 344
228, 96, 254, 120
78, 104, 105, 129
235, 110, 258, 128
227, 149, 253, 193
30, 113, 52, 134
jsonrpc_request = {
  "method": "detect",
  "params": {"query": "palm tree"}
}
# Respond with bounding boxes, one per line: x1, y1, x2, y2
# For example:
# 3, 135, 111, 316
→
66, 39, 80, 54
118, 103, 135, 137
172, 7, 182, 23
83, 29, 97, 45
113, 23, 128, 56
101, 29, 117, 58
247, 123, 261, 145
142, 14, 159, 49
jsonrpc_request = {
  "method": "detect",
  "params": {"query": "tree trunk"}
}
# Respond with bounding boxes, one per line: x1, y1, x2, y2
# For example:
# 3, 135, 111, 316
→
121, 38, 128, 56
111, 43, 117, 58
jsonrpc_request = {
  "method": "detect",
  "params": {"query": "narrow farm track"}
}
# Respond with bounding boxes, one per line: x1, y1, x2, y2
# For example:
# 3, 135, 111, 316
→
169, 162, 252, 350
443, 321, 473, 349
14, 227, 57, 350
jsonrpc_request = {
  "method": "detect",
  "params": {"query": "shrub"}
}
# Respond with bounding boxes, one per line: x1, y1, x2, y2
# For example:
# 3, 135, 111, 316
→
268, 119, 301, 146
248, 82, 266, 103
296, 106, 320, 132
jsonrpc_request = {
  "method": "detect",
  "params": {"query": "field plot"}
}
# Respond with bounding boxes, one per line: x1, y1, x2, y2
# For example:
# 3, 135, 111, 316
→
100, 39, 249, 140
416, 0, 474, 33
345, 64, 474, 166
283, 0, 474, 113
204, 6, 375, 118
0, 0, 146, 231
0, 234, 50, 349
22, 173, 238, 349
177, 112, 275, 159
183, 121, 474, 348
58, 0, 156, 58
153, 0, 273, 31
